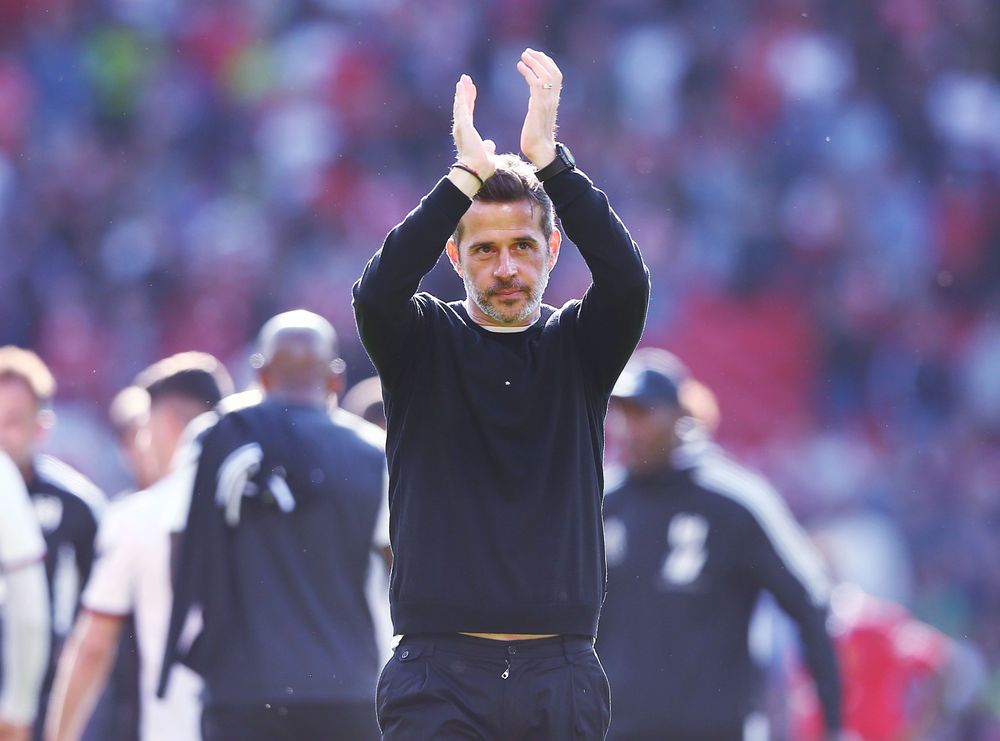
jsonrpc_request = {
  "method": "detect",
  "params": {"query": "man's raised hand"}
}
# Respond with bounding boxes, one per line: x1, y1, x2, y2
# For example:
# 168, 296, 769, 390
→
449, 74, 497, 198
517, 49, 562, 169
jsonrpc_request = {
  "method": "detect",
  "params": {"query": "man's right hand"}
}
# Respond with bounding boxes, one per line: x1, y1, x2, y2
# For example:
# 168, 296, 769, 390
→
448, 74, 497, 198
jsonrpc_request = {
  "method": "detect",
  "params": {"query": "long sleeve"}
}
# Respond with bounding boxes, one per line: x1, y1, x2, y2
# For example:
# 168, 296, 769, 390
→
544, 169, 650, 393
739, 497, 843, 732
0, 563, 50, 725
353, 178, 471, 384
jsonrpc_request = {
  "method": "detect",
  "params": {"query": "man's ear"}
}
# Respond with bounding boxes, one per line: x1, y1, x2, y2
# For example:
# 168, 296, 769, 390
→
446, 238, 463, 277
547, 228, 562, 270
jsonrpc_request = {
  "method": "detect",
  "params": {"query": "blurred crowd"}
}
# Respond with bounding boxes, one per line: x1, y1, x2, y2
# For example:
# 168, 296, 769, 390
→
0, 0, 998, 735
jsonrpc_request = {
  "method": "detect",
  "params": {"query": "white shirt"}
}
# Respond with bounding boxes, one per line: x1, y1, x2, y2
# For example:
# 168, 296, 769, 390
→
0, 452, 46, 572
82, 429, 206, 741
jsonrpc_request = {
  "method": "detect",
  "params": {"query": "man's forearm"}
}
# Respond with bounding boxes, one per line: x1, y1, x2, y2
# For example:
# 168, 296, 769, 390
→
44, 612, 122, 741
353, 178, 471, 315
544, 169, 648, 297
799, 607, 844, 734
0, 563, 50, 728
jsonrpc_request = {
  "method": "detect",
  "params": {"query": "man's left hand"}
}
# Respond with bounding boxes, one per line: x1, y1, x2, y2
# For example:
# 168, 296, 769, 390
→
517, 48, 563, 169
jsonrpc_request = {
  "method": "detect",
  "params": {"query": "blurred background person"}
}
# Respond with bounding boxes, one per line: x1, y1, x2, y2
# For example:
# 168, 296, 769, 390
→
161, 311, 389, 741
0, 451, 50, 741
106, 387, 159, 496
340, 376, 385, 431
81, 385, 157, 741
598, 348, 843, 740
0, 348, 105, 739
45, 353, 232, 741
786, 545, 987, 741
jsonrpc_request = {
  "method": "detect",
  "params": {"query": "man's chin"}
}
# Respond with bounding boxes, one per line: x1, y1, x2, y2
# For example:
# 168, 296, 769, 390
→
480, 299, 535, 325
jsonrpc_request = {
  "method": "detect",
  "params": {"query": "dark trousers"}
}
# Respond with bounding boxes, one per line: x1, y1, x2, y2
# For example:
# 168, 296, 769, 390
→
202, 700, 380, 741
377, 633, 611, 740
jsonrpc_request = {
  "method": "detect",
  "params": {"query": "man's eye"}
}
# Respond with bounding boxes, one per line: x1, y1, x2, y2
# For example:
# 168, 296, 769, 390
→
515, 242, 533, 251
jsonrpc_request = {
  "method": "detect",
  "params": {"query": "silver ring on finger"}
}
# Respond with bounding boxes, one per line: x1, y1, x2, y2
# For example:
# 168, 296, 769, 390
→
543, 83, 554, 89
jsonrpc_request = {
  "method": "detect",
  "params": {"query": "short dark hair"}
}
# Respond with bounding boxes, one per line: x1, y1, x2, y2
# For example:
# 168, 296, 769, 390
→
454, 154, 555, 245
0, 346, 56, 408
134, 352, 233, 409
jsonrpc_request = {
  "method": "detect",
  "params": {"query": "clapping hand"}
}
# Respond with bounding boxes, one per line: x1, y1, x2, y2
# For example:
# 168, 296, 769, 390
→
516, 48, 562, 169
448, 74, 497, 198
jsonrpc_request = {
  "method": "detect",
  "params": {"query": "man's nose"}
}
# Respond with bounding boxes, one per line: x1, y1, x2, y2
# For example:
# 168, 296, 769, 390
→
494, 250, 517, 278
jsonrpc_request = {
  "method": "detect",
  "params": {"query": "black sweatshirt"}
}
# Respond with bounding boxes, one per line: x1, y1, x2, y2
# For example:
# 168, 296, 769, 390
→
353, 168, 649, 636
597, 441, 842, 736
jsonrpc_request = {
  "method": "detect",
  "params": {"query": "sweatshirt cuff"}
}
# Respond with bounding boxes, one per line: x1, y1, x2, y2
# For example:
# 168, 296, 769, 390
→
541, 168, 593, 211
431, 177, 475, 224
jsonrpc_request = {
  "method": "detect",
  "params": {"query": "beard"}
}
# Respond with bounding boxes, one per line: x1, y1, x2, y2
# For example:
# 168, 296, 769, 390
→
464, 266, 551, 325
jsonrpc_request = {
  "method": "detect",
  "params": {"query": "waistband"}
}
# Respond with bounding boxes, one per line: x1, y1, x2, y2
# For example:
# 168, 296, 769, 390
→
399, 633, 594, 659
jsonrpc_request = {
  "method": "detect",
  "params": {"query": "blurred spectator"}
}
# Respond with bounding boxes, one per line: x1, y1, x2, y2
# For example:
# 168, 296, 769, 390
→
340, 375, 384, 430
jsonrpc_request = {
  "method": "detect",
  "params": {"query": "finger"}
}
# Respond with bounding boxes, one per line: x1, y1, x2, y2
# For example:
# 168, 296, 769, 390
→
519, 50, 545, 82
483, 139, 496, 156
455, 76, 474, 123
528, 49, 563, 84
516, 60, 537, 85
454, 78, 466, 117
466, 75, 477, 114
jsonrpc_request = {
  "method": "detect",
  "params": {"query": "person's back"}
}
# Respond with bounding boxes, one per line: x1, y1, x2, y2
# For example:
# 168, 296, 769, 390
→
192, 399, 386, 705
161, 310, 389, 741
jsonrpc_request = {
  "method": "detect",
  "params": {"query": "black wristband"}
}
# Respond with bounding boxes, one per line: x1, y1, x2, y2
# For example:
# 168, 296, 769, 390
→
449, 162, 484, 187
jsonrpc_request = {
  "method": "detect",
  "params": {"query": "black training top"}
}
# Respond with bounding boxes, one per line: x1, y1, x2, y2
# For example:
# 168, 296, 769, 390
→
28, 455, 104, 635
159, 400, 387, 706
353, 168, 649, 636
597, 438, 842, 736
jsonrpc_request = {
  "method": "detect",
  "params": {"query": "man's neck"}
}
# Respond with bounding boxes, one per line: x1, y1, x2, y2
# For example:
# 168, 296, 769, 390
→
267, 389, 329, 409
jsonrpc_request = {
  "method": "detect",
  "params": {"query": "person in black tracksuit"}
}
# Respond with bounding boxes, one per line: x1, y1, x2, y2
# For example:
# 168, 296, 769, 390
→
597, 349, 844, 741
159, 311, 389, 741
353, 50, 649, 740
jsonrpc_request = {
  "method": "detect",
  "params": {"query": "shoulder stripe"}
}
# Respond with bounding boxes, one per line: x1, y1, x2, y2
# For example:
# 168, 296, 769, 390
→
35, 455, 107, 519
693, 454, 830, 606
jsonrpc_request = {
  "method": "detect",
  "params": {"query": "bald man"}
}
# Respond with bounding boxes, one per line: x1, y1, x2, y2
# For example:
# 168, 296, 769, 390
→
160, 311, 390, 741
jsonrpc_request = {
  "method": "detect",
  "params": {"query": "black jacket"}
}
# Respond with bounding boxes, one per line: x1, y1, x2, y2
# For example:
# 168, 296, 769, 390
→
159, 400, 386, 705
597, 436, 842, 738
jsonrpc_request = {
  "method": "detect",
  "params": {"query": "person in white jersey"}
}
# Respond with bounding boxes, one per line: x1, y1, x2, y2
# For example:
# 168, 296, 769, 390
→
0, 450, 50, 741
44, 353, 232, 741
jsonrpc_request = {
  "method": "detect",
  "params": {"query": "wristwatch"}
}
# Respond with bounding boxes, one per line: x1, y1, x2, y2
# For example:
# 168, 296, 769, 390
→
534, 143, 576, 182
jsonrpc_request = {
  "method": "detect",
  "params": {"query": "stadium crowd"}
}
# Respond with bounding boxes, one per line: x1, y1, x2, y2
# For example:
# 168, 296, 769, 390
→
0, 0, 998, 737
